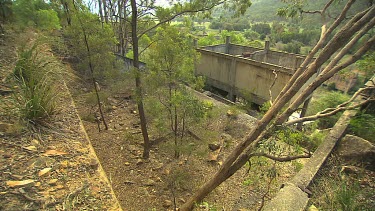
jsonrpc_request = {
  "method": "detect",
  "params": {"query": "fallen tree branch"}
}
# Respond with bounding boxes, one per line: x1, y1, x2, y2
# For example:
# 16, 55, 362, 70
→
284, 86, 375, 126
284, 99, 373, 126
251, 152, 311, 162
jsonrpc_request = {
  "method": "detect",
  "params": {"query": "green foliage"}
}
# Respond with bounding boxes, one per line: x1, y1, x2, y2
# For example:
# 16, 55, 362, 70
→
64, 7, 116, 81
282, 40, 302, 54
357, 51, 375, 80
247, 40, 264, 48
251, 23, 271, 36
260, 101, 272, 115
237, 89, 254, 113
13, 43, 60, 123
147, 25, 199, 86
35, 9, 61, 30
12, 0, 60, 30
0, 0, 13, 23
308, 129, 326, 151
220, 30, 246, 44
145, 25, 209, 157
307, 91, 350, 129
336, 182, 362, 211
349, 112, 375, 143
243, 29, 260, 40
198, 33, 220, 46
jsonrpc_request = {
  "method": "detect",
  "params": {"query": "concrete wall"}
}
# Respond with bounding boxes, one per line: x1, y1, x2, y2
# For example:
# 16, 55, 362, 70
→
197, 41, 313, 105
196, 48, 294, 105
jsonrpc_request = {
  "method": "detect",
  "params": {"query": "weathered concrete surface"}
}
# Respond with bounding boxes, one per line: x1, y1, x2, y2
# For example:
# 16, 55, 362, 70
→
263, 183, 309, 211
263, 106, 359, 211
291, 108, 358, 189
196, 42, 316, 105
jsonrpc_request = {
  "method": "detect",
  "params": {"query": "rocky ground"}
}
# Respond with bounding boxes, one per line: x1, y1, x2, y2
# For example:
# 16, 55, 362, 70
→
68, 65, 306, 210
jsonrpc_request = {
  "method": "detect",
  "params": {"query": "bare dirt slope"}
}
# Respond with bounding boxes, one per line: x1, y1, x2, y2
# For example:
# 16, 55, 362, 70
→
68, 74, 304, 210
0, 29, 121, 211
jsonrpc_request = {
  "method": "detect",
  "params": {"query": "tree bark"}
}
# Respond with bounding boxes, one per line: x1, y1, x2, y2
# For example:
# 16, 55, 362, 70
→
131, 0, 150, 159
73, 0, 108, 131
98, 0, 104, 23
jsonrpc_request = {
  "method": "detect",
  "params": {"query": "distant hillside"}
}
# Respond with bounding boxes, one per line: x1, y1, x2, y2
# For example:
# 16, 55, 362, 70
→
213, 0, 370, 29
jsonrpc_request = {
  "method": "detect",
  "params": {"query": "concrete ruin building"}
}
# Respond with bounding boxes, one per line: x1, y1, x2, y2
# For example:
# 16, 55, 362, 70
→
195, 37, 316, 105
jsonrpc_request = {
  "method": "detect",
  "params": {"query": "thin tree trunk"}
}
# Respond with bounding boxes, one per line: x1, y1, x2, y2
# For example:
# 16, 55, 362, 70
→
103, 0, 109, 23
98, 0, 104, 23
131, 0, 150, 159
297, 98, 311, 131
73, 1, 108, 131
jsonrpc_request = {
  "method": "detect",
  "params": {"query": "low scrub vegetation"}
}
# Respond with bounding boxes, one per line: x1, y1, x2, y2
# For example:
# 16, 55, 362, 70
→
13, 42, 62, 124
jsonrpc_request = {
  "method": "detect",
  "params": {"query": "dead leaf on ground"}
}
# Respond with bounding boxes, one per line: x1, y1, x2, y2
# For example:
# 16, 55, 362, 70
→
42, 150, 68, 156
24, 146, 37, 151
38, 168, 52, 177
6, 179, 35, 188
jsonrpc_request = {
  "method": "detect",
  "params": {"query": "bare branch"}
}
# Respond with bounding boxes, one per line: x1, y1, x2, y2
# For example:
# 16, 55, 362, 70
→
284, 99, 373, 126
138, 1, 224, 38
251, 152, 311, 162
269, 70, 278, 105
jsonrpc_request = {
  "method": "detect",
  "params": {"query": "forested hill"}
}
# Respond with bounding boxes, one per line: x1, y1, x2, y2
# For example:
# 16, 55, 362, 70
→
213, 0, 369, 29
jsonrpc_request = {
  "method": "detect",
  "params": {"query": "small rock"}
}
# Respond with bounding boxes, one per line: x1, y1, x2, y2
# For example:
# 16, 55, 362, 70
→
60, 160, 69, 168
124, 162, 130, 166
208, 143, 221, 151
337, 135, 375, 167
163, 200, 172, 208
31, 139, 39, 146
308, 204, 319, 211
56, 185, 64, 190
24, 145, 37, 151
136, 159, 143, 165
178, 198, 186, 203
38, 168, 52, 177
340, 165, 360, 174
48, 179, 58, 185
124, 180, 135, 185
221, 133, 233, 142
28, 157, 56, 168
89, 158, 99, 170
3, 153, 12, 159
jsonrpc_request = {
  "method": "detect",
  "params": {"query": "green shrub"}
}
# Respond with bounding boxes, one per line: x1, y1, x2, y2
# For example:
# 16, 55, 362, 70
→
35, 9, 61, 30
307, 91, 350, 129
13, 43, 59, 123
349, 112, 375, 143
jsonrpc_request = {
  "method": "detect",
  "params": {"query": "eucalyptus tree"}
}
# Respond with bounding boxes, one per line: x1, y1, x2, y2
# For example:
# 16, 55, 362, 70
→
145, 25, 206, 158
181, 0, 375, 209
125, 0, 252, 159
